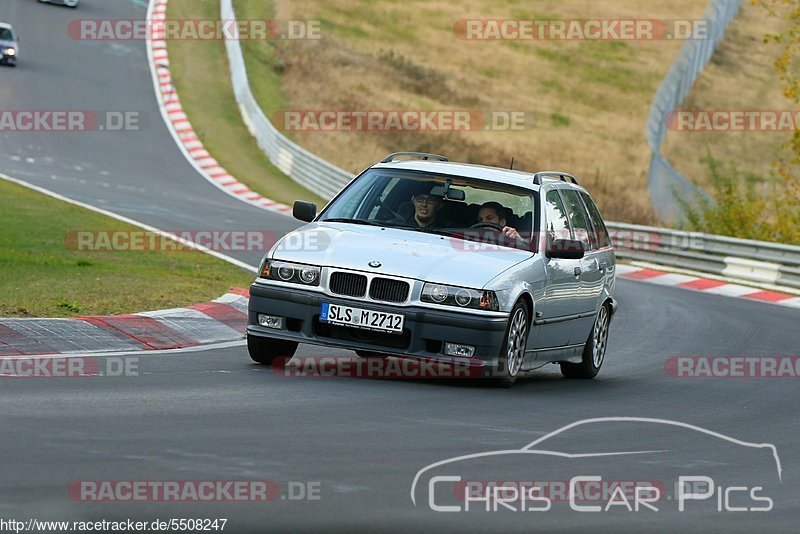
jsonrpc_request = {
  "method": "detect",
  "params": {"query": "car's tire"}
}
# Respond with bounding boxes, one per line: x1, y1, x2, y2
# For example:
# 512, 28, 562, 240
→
490, 301, 529, 387
247, 334, 298, 366
560, 303, 610, 379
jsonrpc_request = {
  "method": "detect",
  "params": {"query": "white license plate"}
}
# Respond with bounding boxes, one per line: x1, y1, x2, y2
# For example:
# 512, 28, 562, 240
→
320, 302, 404, 334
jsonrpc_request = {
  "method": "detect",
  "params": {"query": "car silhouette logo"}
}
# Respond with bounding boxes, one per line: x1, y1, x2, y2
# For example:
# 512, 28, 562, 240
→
410, 416, 783, 507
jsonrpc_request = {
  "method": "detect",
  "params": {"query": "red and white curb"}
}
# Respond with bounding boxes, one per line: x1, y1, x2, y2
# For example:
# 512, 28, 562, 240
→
0, 290, 249, 357
146, 0, 292, 216
617, 264, 800, 309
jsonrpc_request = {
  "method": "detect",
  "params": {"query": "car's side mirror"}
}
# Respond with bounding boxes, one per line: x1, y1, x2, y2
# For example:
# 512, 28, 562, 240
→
293, 200, 317, 222
547, 239, 585, 259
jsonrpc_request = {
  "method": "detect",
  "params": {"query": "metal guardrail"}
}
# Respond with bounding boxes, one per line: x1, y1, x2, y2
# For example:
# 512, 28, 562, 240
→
646, 0, 743, 221
220, 0, 353, 199
606, 222, 800, 290
220, 0, 799, 292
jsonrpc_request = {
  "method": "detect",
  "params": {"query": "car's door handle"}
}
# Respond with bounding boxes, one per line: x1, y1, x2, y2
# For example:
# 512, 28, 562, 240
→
574, 267, 582, 277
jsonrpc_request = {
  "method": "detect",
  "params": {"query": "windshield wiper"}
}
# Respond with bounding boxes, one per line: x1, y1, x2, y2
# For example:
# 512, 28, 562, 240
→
411, 227, 463, 237
323, 217, 421, 230
322, 218, 387, 227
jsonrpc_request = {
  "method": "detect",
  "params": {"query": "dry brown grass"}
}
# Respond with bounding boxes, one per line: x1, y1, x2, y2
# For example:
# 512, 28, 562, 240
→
239, 0, 717, 223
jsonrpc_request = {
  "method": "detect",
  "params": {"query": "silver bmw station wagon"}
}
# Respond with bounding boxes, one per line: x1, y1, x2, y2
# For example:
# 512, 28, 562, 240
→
247, 153, 617, 386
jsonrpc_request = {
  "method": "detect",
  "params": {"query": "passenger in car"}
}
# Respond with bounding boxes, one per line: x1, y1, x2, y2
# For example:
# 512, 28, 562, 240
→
477, 202, 525, 241
407, 183, 448, 229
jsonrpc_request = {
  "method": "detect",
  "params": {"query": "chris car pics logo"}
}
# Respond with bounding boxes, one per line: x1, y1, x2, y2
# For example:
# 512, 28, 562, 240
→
410, 417, 781, 513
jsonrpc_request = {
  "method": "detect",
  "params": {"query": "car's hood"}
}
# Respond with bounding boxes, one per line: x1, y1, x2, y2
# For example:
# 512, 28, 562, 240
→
0, 40, 16, 49
270, 223, 533, 288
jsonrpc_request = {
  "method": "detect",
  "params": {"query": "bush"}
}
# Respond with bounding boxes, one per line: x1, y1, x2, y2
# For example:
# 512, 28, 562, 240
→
679, 153, 800, 244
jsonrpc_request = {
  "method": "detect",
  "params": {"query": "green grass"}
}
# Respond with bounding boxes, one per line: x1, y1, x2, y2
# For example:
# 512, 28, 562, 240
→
166, 0, 326, 206
0, 179, 253, 318
550, 112, 571, 127
533, 45, 653, 94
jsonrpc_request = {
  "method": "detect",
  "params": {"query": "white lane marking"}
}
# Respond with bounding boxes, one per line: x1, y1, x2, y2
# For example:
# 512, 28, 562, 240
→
138, 306, 243, 342
0, 172, 257, 274
702, 283, 762, 297
777, 297, 800, 308
214, 293, 248, 305
642, 273, 699, 286
10, 339, 246, 359
614, 264, 641, 275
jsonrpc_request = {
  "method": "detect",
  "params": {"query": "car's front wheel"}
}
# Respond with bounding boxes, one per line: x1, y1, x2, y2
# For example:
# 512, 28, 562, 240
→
491, 301, 529, 387
247, 334, 298, 366
560, 303, 610, 379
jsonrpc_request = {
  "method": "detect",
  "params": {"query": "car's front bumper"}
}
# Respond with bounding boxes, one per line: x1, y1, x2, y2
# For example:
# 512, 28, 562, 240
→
247, 282, 509, 369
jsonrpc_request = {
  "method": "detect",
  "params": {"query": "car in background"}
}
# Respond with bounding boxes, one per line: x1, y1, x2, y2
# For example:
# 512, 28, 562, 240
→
38, 0, 79, 8
0, 23, 18, 66
247, 152, 617, 386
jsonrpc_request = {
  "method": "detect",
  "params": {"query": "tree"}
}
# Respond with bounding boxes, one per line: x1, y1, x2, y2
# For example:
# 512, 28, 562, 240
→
754, 0, 800, 241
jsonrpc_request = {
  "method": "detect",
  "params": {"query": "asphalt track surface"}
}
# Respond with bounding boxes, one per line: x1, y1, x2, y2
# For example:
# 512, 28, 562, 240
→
1, 0, 798, 532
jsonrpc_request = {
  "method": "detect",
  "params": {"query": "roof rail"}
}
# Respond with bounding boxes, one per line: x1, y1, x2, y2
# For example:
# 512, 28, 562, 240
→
532, 171, 579, 186
380, 152, 448, 163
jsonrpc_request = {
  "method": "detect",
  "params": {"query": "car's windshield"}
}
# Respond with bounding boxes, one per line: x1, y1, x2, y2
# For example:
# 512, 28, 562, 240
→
318, 169, 537, 250
0, 28, 14, 41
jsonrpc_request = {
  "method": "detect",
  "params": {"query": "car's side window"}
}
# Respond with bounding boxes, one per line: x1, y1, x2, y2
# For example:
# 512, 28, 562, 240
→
544, 189, 573, 245
579, 192, 612, 249
560, 189, 595, 250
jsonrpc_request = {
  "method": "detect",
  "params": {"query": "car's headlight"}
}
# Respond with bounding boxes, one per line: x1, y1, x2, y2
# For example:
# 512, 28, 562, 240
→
2, 48, 15, 56
421, 283, 499, 311
259, 259, 320, 286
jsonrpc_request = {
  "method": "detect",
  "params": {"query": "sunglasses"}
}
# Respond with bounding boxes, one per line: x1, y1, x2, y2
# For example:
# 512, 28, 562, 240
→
412, 195, 440, 204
